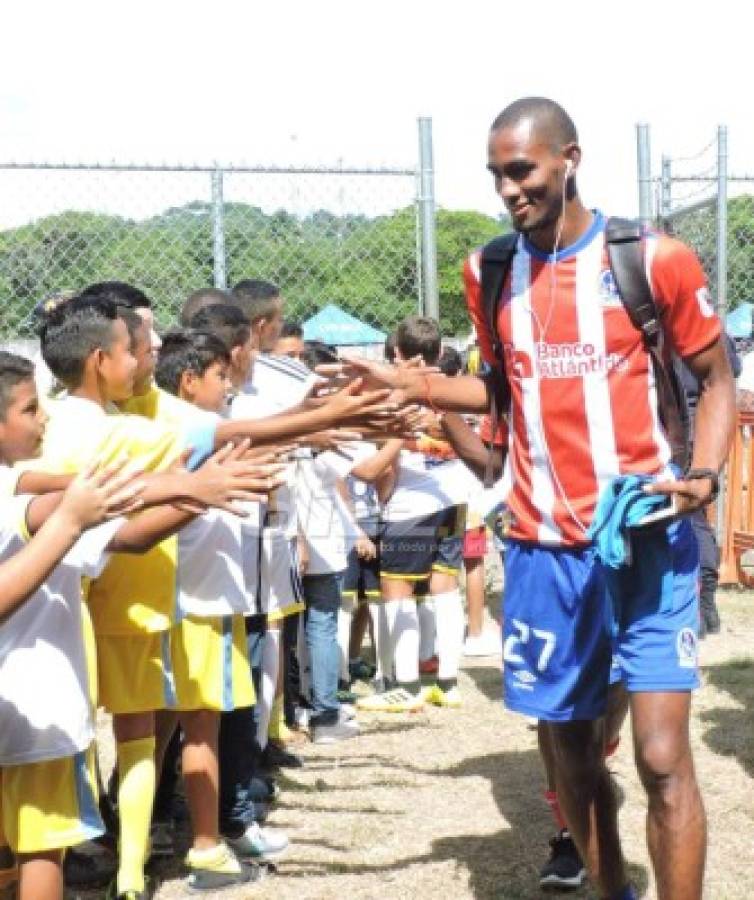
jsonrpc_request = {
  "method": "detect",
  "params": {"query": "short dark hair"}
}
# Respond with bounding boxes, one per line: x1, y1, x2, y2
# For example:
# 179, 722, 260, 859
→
438, 346, 463, 377
490, 97, 578, 151
0, 352, 35, 420
395, 316, 441, 366
80, 280, 152, 310
301, 340, 338, 371
230, 279, 281, 324
181, 287, 229, 326
190, 304, 251, 353
39, 295, 121, 389
384, 331, 397, 363
155, 329, 230, 396
279, 320, 303, 340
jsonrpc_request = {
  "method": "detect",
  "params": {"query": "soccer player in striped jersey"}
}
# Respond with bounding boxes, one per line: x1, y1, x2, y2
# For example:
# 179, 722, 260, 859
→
326, 97, 735, 900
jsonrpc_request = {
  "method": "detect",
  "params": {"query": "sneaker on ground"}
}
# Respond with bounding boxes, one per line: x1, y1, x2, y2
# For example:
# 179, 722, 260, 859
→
348, 658, 376, 682
149, 821, 175, 859
356, 688, 424, 713
462, 630, 502, 657
185, 841, 253, 893
260, 741, 303, 771
313, 719, 360, 744
339, 703, 357, 723
422, 684, 462, 708
418, 655, 439, 675
336, 680, 359, 704
63, 843, 117, 889
539, 829, 587, 890
227, 822, 289, 862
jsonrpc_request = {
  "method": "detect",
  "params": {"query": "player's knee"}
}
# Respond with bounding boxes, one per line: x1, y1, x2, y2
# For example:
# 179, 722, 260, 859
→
550, 723, 603, 784
635, 730, 692, 799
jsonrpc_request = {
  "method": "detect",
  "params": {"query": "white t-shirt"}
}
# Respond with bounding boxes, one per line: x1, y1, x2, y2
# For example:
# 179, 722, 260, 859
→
381, 450, 478, 523
296, 445, 371, 575
176, 508, 252, 618
0, 495, 121, 765
232, 353, 318, 542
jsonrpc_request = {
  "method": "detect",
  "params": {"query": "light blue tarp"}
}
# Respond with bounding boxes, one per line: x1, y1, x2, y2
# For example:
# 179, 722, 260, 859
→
725, 302, 753, 338
303, 304, 386, 346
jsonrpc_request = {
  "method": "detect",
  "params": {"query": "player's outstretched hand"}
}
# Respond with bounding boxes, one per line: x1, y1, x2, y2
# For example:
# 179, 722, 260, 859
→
58, 458, 146, 531
321, 378, 397, 427
189, 440, 288, 514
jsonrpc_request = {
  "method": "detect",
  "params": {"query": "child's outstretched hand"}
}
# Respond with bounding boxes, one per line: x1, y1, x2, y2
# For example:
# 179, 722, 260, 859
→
58, 458, 146, 532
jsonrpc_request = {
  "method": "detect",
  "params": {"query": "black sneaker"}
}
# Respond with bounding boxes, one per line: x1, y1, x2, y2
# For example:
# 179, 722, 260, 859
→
63, 844, 117, 890
260, 741, 303, 771
348, 658, 376, 682
539, 829, 586, 890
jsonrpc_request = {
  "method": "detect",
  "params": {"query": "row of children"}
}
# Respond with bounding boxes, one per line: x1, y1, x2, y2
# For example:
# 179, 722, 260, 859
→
0, 280, 503, 900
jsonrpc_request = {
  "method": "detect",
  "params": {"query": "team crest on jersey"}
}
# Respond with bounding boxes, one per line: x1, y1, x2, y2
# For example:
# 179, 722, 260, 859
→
598, 269, 623, 308
676, 627, 698, 668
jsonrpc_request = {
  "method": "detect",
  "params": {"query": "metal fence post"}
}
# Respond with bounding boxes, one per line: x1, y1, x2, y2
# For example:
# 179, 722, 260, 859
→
660, 155, 672, 225
636, 123, 653, 227
716, 125, 728, 313
418, 117, 439, 319
211, 166, 226, 289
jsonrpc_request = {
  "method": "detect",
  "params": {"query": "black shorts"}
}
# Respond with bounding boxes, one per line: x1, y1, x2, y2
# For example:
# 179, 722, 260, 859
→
342, 544, 381, 601
380, 505, 465, 581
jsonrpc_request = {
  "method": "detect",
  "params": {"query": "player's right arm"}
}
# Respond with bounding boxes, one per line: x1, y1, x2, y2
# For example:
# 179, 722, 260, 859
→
440, 414, 506, 482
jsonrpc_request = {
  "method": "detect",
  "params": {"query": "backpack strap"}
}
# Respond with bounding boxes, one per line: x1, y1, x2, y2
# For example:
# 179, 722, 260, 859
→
605, 217, 689, 469
479, 234, 518, 487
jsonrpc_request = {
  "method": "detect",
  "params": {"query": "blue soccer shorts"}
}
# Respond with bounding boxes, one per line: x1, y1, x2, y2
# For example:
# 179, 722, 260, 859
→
501, 518, 700, 722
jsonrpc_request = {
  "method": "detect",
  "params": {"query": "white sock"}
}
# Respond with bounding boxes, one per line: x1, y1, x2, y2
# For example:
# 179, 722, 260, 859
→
257, 626, 280, 749
417, 597, 436, 661
433, 590, 464, 681
338, 595, 356, 682
369, 600, 392, 682
386, 598, 419, 685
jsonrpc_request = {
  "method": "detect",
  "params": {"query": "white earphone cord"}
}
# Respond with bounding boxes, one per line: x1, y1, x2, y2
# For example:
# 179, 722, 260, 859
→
532, 161, 590, 537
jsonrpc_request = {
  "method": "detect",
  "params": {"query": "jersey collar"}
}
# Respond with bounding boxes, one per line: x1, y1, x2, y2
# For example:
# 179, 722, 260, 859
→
522, 209, 605, 263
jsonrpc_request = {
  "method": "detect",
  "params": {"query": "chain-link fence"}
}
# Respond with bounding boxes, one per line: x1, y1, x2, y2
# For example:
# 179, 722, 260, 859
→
638, 125, 754, 316
0, 155, 429, 339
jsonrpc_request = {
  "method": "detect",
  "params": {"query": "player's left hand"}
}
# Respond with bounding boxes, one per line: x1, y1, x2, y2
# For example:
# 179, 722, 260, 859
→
643, 476, 715, 516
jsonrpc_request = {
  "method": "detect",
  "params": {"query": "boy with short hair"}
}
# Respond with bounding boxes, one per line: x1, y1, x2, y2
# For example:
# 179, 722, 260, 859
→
154, 329, 289, 888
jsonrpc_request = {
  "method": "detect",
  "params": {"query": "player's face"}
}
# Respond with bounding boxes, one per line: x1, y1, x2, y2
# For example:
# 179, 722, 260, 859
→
101, 319, 137, 403
274, 336, 305, 360
230, 335, 254, 389
258, 301, 284, 352
0, 378, 48, 462
130, 319, 157, 395
487, 122, 571, 239
191, 361, 232, 413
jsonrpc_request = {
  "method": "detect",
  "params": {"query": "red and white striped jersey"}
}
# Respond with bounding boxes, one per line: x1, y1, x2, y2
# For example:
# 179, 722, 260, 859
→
465, 211, 721, 547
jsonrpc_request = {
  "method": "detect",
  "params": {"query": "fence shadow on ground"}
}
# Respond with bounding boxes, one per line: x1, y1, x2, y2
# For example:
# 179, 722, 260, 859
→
700, 657, 754, 778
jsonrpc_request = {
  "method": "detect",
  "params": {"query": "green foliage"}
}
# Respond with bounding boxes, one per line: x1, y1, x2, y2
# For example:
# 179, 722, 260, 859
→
0, 202, 503, 338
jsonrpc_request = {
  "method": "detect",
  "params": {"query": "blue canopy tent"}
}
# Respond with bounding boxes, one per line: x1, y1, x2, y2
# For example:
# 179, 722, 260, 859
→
303, 304, 386, 347
725, 302, 753, 338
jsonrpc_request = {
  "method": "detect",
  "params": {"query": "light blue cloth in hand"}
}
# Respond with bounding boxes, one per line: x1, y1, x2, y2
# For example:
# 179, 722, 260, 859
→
588, 474, 670, 569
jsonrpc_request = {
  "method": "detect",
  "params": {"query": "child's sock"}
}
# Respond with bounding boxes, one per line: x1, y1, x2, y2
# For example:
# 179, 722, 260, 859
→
369, 600, 392, 683
116, 736, 156, 894
257, 627, 280, 750
433, 590, 464, 682
388, 598, 419, 686
417, 596, 436, 662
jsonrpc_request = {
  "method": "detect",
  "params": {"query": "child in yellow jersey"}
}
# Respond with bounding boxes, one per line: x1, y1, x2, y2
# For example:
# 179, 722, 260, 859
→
153, 329, 289, 890
0, 350, 264, 900
35, 297, 276, 900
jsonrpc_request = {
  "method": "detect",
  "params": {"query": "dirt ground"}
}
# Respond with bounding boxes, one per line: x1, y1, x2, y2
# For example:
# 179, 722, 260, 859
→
83, 588, 754, 900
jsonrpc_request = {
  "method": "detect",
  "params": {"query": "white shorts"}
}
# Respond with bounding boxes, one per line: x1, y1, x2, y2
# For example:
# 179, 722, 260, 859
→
259, 528, 305, 621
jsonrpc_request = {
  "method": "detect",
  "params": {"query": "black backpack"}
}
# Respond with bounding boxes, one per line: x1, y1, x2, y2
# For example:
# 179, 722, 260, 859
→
479, 217, 689, 480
